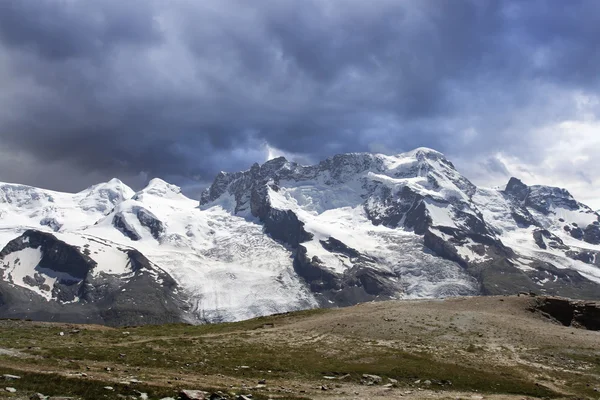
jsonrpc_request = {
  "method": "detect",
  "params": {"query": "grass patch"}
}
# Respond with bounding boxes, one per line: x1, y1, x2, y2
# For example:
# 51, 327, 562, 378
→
29, 335, 558, 398
0, 367, 176, 400
0, 309, 584, 399
0, 367, 309, 400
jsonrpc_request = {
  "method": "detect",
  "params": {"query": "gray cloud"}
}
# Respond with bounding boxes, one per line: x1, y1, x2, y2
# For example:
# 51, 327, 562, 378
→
0, 0, 599, 203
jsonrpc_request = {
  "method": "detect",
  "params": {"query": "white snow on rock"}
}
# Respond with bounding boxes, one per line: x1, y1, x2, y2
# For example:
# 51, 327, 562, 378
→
1, 147, 600, 322
0, 179, 134, 234
0, 246, 81, 301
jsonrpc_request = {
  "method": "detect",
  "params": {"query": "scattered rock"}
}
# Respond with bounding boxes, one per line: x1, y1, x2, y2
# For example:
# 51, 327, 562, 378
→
423, 380, 432, 386
133, 390, 145, 398
3, 374, 21, 380
388, 378, 398, 384
30, 394, 47, 400
104, 367, 112, 372
322, 376, 337, 380
237, 395, 252, 400
58, 332, 65, 336
104, 386, 114, 391
180, 389, 208, 400
257, 379, 266, 385
321, 385, 328, 391
5, 387, 17, 393
361, 374, 383, 385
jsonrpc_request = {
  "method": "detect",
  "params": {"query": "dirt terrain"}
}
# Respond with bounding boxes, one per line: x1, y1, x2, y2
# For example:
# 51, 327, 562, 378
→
0, 295, 599, 400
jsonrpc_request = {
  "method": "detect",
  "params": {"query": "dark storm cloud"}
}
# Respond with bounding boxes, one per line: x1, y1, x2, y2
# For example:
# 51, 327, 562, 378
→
0, 0, 598, 196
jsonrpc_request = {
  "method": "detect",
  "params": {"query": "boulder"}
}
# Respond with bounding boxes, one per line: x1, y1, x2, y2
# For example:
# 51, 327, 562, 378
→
180, 389, 208, 400
361, 374, 383, 385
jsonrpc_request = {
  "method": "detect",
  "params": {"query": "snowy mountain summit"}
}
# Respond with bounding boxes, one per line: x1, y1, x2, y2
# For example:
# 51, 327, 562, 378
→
1, 148, 599, 325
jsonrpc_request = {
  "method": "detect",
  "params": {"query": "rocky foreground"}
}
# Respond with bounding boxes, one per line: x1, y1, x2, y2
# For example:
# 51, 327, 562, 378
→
0, 295, 599, 400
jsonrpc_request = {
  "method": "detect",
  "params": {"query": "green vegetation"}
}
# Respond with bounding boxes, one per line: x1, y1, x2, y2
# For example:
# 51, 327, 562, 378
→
0, 302, 597, 399
0, 368, 176, 400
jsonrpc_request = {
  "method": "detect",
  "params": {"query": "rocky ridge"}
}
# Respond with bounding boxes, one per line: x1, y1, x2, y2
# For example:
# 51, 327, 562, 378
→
0, 148, 599, 325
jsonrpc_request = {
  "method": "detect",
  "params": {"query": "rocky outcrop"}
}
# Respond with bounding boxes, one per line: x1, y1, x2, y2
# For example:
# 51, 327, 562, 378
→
112, 213, 140, 241
293, 243, 399, 307
112, 206, 164, 241
533, 229, 568, 250
504, 177, 530, 202
505, 177, 581, 215
0, 230, 96, 280
136, 207, 164, 239
0, 230, 189, 326
583, 223, 600, 245
250, 188, 312, 248
39, 217, 62, 232
320, 237, 362, 259
530, 296, 600, 330
364, 185, 430, 231
506, 178, 600, 246
293, 245, 340, 293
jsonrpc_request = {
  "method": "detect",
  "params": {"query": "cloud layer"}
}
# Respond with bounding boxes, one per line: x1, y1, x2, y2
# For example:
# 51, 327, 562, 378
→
0, 0, 599, 206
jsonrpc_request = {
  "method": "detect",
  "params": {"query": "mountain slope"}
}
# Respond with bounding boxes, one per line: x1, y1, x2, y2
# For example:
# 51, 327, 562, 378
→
200, 148, 600, 303
1, 148, 600, 325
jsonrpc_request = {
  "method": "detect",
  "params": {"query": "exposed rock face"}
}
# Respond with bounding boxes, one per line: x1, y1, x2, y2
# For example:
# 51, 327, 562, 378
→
532, 229, 568, 250
250, 186, 312, 247
584, 223, 600, 245
504, 177, 530, 202
39, 217, 62, 232
320, 237, 363, 259
202, 149, 600, 303
505, 177, 600, 246
2, 148, 600, 327
293, 244, 398, 307
135, 207, 164, 239
112, 206, 164, 241
531, 296, 600, 330
0, 230, 96, 280
0, 230, 189, 326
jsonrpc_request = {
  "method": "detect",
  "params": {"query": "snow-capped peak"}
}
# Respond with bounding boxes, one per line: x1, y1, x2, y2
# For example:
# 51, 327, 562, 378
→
2, 147, 600, 327
139, 178, 182, 196
77, 178, 135, 214
406, 147, 446, 159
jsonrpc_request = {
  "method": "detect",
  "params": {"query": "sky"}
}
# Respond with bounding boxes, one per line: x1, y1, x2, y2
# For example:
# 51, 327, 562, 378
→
0, 0, 599, 208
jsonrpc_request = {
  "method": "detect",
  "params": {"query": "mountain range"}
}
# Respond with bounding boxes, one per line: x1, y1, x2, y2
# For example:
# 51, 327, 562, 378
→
1, 148, 599, 326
